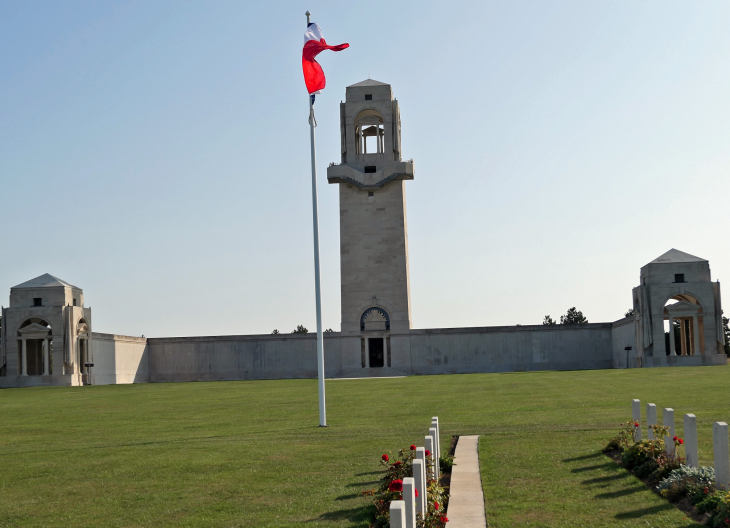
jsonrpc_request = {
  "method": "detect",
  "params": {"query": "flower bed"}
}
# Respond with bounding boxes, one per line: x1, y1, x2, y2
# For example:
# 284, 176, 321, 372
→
364, 437, 457, 527
604, 421, 730, 526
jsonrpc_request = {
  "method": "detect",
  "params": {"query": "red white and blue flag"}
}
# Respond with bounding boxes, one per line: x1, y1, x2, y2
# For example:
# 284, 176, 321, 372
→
302, 22, 349, 96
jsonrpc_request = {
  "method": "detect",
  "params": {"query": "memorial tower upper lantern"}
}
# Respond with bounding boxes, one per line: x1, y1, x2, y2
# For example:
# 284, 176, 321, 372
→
327, 79, 414, 187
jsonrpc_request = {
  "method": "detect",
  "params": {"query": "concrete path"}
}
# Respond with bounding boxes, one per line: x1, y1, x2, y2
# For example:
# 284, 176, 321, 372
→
446, 435, 488, 528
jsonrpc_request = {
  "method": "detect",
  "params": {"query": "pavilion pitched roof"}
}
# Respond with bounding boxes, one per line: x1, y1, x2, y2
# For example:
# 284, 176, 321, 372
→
347, 79, 389, 88
11, 273, 80, 290
648, 249, 707, 265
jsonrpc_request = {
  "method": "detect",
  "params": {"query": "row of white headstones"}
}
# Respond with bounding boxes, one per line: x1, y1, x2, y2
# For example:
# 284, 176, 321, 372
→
631, 398, 730, 490
389, 416, 442, 528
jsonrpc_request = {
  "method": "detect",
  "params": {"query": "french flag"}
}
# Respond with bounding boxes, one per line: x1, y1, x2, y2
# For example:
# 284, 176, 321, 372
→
302, 22, 349, 95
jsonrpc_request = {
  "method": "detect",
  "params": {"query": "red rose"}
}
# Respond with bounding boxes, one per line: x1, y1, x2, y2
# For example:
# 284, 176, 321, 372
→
673, 436, 678, 441
410, 445, 417, 451
394, 461, 402, 467
679, 438, 684, 445
425, 450, 431, 456
389, 479, 403, 492
415, 489, 419, 497
434, 502, 439, 510
440, 516, 449, 523
382, 454, 389, 462
634, 422, 639, 427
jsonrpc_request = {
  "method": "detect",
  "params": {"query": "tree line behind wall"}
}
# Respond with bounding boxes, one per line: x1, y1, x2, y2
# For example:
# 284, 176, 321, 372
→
542, 307, 588, 326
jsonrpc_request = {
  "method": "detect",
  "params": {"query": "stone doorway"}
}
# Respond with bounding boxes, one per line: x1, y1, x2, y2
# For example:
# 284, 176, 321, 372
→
368, 338, 385, 368
25, 340, 43, 376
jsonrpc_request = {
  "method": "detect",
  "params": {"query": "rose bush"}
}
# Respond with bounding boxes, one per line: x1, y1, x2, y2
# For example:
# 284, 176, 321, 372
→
367, 445, 449, 527
601, 418, 730, 523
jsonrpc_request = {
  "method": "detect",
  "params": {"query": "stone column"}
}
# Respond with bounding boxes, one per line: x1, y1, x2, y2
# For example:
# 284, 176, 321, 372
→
714, 422, 730, 491
389, 500, 406, 528
692, 316, 701, 355
647, 404, 657, 440
668, 318, 676, 356
413, 458, 426, 516
21, 338, 27, 376
632, 399, 642, 441
43, 339, 49, 376
663, 408, 675, 456
684, 414, 699, 468
402, 477, 416, 528
680, 319, 687, 355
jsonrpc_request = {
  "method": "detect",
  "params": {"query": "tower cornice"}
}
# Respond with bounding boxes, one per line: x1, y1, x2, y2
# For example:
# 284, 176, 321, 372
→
326, 160, 414, 190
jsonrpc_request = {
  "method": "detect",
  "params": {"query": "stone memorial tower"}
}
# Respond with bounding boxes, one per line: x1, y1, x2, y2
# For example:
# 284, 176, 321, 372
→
327, 79, 415, 374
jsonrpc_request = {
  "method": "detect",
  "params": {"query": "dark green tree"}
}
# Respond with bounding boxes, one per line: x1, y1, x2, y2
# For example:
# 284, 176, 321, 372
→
560, 307, 588, 324
542, 315, 556, 325
271, 329, 280, 335
292, 325, 308, 334
625, 308, 634, 318
324, 328, 334, 333
723, 315, 730, 356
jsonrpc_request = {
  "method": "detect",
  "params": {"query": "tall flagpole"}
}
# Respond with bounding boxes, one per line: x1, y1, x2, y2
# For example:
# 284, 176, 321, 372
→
306, 10, 327, 427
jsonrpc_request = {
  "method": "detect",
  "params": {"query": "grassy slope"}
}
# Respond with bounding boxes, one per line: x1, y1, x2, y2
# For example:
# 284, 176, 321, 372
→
0, 366, 727, 527
478, 366, 729, 527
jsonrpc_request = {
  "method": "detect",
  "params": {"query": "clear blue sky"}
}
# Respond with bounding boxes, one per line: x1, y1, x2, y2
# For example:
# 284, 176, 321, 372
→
1, 1, 728, 337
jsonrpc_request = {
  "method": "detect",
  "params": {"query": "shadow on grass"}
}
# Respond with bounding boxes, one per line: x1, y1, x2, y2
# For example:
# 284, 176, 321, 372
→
336, 493, 361, 501
595, 486, 646, 499
354, 471, 382, 476
346, 480, 380, 488
562, 452, 602, 463
614, 503, 674, 519
582, 473, 629, 485
570, 462, 615, 473
308, 504, 375, 524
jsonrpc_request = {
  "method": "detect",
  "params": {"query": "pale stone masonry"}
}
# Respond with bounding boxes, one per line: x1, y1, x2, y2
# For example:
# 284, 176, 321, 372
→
664, 408, 675, 455
632, 399, 642, 441
327, 79, 414, 374
0, 274, 93, 387
413, 456, 427, 515
402, 477, 416, 528
389, 500, 406, 528
0, 82, 726, 388
446, 436, 488, 528
633, 248, 726, 365
647, 403, 657, 439
714, 422, 730, 490
684, 414, 699, 468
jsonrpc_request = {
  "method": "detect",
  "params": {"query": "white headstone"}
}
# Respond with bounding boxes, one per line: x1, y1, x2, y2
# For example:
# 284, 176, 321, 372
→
663, 408, 675, 456
425, 435, 435, 480
647, 403, 657, 440
413, 458, 427, 516
714, 422, 730, 491
632, 399, 642, 441
390, 500, 406, 528
430, 427, 440, 476
684, 414, 699, 468
431, 417, 440, 458
402, 477, 416, 528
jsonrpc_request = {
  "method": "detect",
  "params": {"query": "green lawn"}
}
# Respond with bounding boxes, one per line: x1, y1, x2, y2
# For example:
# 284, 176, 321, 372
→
1, 366, 728, 527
